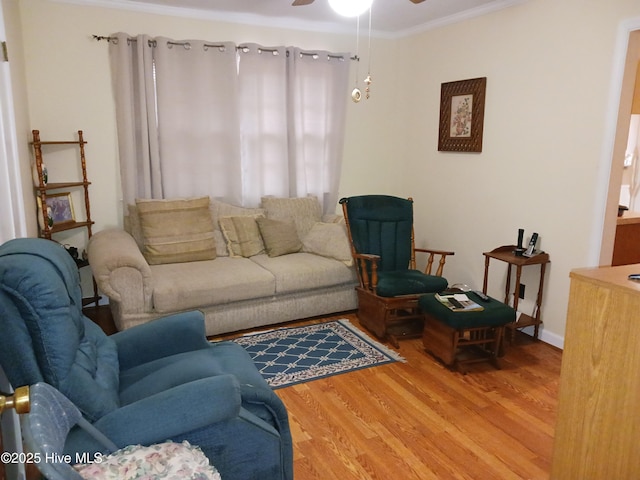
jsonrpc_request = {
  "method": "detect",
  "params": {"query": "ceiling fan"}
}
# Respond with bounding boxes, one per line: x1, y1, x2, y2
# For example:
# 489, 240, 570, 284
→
292, 0, 426, 5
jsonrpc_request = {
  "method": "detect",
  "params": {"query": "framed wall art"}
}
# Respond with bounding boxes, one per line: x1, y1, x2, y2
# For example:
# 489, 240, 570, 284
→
438, 77, 486, 153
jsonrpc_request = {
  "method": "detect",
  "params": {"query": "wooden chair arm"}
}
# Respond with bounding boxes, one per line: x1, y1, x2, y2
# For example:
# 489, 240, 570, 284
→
353, 253, 380, 291
415, 248, 455, 277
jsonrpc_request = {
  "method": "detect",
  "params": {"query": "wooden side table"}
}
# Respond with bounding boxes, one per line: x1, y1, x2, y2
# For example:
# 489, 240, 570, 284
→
482, 245, 550, 343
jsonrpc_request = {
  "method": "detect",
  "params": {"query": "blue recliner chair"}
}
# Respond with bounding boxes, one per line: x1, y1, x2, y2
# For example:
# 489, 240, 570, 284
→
0, 238, 293, 480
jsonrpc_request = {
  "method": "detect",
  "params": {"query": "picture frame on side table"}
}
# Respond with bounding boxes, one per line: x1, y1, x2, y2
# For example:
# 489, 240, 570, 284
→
44, 192, 75, 225
438, 77, 487, 153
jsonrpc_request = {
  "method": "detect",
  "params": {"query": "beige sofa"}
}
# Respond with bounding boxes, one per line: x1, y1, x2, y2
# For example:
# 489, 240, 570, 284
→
88, 196, 358, 336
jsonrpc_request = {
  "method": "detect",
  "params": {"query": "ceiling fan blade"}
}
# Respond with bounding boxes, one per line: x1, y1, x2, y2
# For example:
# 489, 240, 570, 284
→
292, 0, 315, 5
410, 0, 427, 3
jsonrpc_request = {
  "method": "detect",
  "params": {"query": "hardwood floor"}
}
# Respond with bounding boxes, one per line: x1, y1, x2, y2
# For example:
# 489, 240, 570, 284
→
217, 313, 561, 480
86, 307, 561, 479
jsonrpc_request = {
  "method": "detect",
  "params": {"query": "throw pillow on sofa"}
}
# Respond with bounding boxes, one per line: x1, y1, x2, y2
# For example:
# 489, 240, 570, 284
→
261, 196, 322, 238
219, 215, 266, 257
210, 200, 266, 257
302, 222, 353, 266
135, 197, 217, 265
256, 217, 302, 257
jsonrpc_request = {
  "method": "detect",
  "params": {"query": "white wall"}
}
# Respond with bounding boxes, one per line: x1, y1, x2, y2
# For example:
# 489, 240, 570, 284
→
15, 0, 640, 345
396, 0, 640, 344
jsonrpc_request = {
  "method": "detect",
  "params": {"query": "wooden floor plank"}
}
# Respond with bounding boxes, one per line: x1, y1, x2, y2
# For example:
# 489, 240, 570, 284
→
270, 313, 561, 479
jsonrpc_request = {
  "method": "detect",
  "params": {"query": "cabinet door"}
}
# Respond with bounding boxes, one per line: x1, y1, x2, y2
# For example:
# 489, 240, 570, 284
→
612, 222, 640, 265
551, 273, 640, 479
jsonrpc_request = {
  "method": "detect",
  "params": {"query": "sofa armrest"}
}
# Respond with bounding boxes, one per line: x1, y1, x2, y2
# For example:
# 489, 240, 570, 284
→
93, 376, 241, 447
112, 311, 210, 370
88, 229, 154, 314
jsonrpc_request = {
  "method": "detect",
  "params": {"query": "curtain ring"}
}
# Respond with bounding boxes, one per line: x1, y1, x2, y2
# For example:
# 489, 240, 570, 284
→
183, 42, 191, 50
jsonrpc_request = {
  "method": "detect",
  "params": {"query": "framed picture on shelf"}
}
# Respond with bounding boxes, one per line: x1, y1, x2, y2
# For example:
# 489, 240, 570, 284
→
45, 192, 75, 225
438, 77, 486, 153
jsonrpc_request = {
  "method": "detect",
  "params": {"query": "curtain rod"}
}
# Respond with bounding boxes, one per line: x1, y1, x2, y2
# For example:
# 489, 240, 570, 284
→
92, 35, 358, 61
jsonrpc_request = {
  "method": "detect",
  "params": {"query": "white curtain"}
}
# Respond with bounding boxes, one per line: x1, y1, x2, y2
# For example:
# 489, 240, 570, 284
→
109, 33, 160, 205
109, 34, 350, 212
288, 48, 350, 212
237, 44, 289, 207
154, 38, 243, 203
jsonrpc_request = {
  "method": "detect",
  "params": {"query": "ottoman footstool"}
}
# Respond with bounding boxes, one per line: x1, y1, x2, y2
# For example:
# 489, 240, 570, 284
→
418, 292, 516, 373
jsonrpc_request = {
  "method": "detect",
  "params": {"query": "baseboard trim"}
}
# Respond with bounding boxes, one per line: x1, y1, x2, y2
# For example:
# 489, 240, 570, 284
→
517, 325, 564, 350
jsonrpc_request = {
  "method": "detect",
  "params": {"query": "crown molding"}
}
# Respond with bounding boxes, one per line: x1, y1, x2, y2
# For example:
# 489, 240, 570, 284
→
53, 0, 527, 40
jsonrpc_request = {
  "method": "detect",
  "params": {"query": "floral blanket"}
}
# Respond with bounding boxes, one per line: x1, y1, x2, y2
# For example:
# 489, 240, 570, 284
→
74, 441, 221, 480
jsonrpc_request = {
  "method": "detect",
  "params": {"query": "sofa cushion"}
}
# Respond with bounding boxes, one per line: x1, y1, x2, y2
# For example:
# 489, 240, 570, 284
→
136, 197, 216, 265
127, 203, 229, 257
125, 204, 145, 251
256, 217, 302, 257
302, 222, 353, 266
219, 215, 265, 257
261, 196, 322, 238
150, 258, 275, 313
251, 253, 357, 294
212, 230, 228, 257
210, 200, 265, 226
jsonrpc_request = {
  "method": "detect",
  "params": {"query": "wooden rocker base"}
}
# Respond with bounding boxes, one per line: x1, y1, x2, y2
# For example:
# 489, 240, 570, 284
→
356, 288, 424, 348
422, 314, 505, 374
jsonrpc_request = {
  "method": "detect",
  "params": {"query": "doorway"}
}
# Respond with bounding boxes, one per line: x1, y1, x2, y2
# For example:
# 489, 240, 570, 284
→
599, 24, 640, 266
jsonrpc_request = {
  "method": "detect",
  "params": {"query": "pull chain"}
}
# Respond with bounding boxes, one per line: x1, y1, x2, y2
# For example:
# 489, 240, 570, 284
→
365, 4, 372, 100
352, 15, 362, 103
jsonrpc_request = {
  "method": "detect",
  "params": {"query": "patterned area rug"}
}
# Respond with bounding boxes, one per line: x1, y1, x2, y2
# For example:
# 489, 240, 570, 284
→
232, 319, 406, 389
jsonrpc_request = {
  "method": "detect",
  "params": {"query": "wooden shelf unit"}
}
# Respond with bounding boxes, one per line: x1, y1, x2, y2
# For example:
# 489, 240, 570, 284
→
31, 129, 98, 306
32, 130, 94, 239
482, 245, 550, 343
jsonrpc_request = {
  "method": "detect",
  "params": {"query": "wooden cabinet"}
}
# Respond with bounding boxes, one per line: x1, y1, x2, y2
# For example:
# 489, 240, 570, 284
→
30, 129, 98, 306
551, 263, 640, 479
612, 212, 640, 265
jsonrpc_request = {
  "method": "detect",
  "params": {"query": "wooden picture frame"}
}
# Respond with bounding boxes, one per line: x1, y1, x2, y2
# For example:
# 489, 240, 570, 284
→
438, 77, 486, 153
45, 192, 75, 225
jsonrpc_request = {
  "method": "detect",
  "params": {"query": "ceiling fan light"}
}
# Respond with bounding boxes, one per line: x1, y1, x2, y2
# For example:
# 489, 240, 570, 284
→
328, 0, 373, 17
